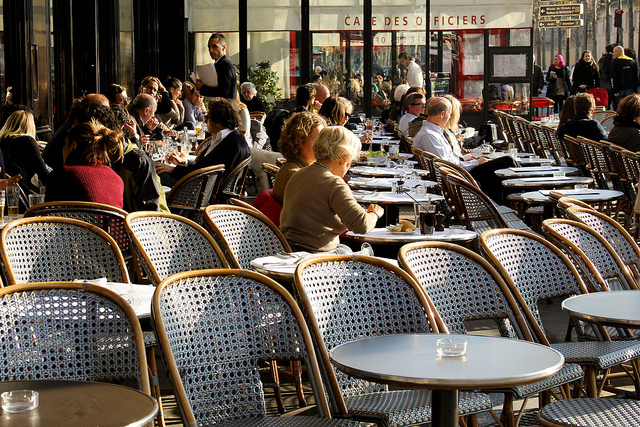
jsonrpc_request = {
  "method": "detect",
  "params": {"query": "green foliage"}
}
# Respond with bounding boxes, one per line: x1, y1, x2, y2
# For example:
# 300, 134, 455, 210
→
241, 61, 282, 110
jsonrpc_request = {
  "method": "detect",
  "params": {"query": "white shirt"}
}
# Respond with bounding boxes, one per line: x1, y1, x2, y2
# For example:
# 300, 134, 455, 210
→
398, 113, 417, 136
407, 60, 424, 88
413, 121, 477, 171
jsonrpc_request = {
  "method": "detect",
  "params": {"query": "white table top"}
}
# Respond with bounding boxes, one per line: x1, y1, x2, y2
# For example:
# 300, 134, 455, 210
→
0, 214, 24, 229
79, 279, 154, 319
346, 227, 477, 244
520, 189, 623, 204
501, 176, 593, 188
352, 191, 444, 205
330, 333, 564, 390
349, 178, 437, 190
562, 291, 640, 328
495, 166, 577, 178
350, 166, 429, 178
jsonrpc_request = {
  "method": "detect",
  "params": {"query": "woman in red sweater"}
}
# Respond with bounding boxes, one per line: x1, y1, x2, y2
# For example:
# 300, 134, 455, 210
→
46, 119, 125, 209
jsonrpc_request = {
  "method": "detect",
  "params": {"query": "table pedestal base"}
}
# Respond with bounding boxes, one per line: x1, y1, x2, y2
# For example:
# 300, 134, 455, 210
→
432, 389, 459, 427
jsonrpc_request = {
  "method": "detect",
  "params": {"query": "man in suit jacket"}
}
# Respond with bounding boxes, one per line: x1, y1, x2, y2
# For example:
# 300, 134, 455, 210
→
195, 33, 237, 101
156, 97, 250, 188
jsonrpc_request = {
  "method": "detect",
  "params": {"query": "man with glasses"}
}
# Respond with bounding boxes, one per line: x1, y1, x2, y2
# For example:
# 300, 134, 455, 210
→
195, 33, 237, 101
398, 92, 425, 135
106, 84, 130, 107
414, 96, 516, 203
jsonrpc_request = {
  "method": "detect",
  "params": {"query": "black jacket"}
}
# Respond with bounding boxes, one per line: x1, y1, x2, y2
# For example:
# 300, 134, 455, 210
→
199, 55, 238, 101
557, 115, 608, 143
546, 65, 571, 98
571, 61, 600, 94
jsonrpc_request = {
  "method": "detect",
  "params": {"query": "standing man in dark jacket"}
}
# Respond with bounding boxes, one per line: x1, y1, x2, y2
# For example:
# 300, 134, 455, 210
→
611, 46, 638, 110
532, 55, 545, 96
195, 33, 238, 101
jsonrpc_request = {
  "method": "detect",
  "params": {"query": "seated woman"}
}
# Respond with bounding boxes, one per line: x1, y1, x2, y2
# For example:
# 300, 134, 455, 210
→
318, 96, 371, 145
280, 126, 383, 253
557, 92, 607, 142
156, 97, 251, 188
46, 119, 124, 208
239, 82, 266, 113
272, 112, 326, 204
608, 93, 640, 152
0, 109, 50, 194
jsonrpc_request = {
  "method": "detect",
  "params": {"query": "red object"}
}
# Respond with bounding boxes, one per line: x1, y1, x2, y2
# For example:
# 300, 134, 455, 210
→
587, 88, 609, 108
251, 189, 282, 227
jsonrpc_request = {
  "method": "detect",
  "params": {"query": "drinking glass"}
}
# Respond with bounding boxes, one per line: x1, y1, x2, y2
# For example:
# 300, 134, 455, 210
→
6, 185, 19, 217
0, 190, 5, 220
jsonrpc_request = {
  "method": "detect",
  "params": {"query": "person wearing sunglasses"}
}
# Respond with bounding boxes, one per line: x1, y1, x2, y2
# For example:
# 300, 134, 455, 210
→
398, 92, 425, 135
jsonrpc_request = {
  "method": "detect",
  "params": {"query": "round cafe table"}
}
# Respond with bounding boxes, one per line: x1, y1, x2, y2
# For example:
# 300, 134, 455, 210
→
501, 176, 593, 189
494, 166, 577, 178
352, 191, 445, 225
350, 166, 429, 178
0, 380, 158, 427
345, 227, 477, 245
349, 177, 437, 191
562, 290, 640, 329
330, 334, 564, 427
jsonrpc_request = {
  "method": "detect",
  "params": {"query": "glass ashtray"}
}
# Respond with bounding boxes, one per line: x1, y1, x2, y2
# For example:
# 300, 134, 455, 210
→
1, 390, 39, 413
437, 338, 468, 357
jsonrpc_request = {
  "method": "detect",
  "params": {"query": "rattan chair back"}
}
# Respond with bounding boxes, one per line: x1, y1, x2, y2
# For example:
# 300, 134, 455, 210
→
261, 162, 279, 189
153, 269, 339, 425
479, 228, 591, 344
398, 241, 530, 339
294, 255, 438, 412
565, 206, 640, 278
166, 164, 225, 219
0, 217, 129, 285
204, 204, 291, 269
0, 282, 149, 393
600, 114, 616, 133
218, 156, 252, 201
24, 201, 131, 261
124, 211, 228, 286
542, 218, 637, 292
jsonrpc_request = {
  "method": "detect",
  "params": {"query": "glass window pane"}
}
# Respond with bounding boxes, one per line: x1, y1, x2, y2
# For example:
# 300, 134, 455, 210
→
247, 32, 296, 102
457, 31, 484, 102
510, 29, 531, 47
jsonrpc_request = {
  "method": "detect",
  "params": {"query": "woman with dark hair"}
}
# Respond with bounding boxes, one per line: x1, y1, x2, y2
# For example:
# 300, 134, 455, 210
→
45, 119, 124, 208
571, 50, 600, 94
557, 95, 576, 128
156, 97, 250, 186
318, 96, 351, 126
546, 54, 571, 113
607, 93, 640, 152
272, 112, 326, 204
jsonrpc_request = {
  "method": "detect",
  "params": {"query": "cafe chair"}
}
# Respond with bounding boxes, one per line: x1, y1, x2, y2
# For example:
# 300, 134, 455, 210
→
556, 196, 597, 212
23, 201, 133, 272
542, 219, 638, 292
443, 172, 532, 235
165, 164, 225, 222
399, 242, 584, 427
261, 162, 280, 188
124, 211, 228, 286
204, 204, 290, 270
538, 397, 640, 427
600, 114, 616, 134
216, 156, 252, 203
152, 269, 358, 427
0, 282, 150, 394
0, 217, 130, 286
565, 206, 640, 279
294, 255, 493, 427
480, 228, 640, 399
229, 197, 262, 214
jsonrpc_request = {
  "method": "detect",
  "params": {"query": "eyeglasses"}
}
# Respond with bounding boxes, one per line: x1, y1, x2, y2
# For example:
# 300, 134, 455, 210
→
412, 103, 426, 107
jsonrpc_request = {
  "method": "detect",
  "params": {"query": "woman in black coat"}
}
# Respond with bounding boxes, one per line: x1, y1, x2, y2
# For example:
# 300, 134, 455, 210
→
546, 54, 572, 113
571, 50, 600, 94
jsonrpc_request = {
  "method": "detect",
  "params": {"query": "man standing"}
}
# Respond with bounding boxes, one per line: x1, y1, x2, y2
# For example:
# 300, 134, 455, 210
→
611, 45, 638, 110
413, 97, 515, 203
398, 52, 424, 88
532, 55, 545, 96
398, 92, 425, 135
195, 33, 237, 101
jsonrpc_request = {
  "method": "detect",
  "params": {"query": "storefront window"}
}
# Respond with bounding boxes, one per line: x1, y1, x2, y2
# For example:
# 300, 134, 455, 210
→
0, 2, 5, 107
119, 0, 134, 96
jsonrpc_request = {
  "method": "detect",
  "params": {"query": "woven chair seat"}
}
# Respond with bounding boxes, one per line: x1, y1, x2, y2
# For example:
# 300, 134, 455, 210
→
506, 363, 584, 399
539, 397, 640, 427
143, 330, 156, 347
344, 390, 492, 425
215, 419, 360, 427
552, 340, 640, 369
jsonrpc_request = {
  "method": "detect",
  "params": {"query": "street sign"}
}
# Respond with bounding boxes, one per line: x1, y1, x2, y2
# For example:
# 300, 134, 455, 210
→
538, 19, 583, 28
539, 4, 583, 16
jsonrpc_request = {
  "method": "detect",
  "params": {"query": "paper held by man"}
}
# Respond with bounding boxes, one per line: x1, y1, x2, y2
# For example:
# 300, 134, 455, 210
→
190, 63, 218, 87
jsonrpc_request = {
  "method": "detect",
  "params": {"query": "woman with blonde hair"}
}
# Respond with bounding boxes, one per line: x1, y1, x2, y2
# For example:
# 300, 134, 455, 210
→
45, 119, 125, 208
272, 112, 326, 203
443, 95, 465, 156
236, 91, 253, 146
280, 126, 383, 252
0, 109, 49, 194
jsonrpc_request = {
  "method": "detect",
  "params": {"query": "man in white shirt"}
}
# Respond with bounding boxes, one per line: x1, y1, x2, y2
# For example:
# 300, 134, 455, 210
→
414, 96, 515, 203
398, 92, 425, 135
398, 52, 424, 88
